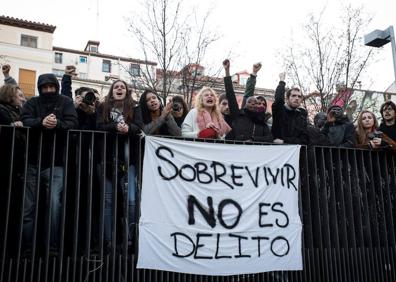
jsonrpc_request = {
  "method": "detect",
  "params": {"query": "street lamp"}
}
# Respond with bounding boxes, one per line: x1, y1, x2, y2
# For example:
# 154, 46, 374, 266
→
364, 26, 396, 85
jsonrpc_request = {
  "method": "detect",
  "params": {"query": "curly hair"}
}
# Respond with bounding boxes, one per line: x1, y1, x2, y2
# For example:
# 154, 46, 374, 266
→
0, 84, 18, 105
356, 110, 378, 145
101, 80, 135, 124
380, 101, 396, 120
194, 87, 223, 121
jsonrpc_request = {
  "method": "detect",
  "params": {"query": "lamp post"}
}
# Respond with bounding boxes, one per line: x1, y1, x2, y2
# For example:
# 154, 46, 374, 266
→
364, 26, 396, 85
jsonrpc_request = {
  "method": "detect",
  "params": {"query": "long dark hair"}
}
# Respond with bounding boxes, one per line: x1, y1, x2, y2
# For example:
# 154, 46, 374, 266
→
171, 95, 188, 121
138, 90, 163, 125
102, 80, 135, 124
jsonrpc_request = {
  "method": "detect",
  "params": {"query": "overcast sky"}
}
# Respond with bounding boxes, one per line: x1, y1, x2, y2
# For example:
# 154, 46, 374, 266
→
2, 0, 396, 91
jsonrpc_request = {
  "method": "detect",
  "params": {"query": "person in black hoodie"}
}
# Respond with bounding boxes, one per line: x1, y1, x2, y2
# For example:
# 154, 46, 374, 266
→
223, 59, 273, 142
271, 72, 309, 145
321, 105, 355, 147
21, 73, 78, 251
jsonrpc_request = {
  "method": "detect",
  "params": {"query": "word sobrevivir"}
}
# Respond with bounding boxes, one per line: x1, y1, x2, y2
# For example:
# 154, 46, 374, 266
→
155, 146, 297, 190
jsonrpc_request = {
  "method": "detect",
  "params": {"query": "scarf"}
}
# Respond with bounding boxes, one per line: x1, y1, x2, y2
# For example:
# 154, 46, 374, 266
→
197, 109, 231, 137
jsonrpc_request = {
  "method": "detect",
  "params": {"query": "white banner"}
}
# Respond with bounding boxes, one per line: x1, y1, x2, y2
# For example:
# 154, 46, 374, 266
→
137, 136, 302, 276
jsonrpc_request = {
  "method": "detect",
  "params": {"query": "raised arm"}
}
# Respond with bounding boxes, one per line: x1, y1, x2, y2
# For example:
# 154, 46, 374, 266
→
2, 64, 17, 86
223, 59, 239, 119
61, 65, 77, 99
242, 62, 261, 108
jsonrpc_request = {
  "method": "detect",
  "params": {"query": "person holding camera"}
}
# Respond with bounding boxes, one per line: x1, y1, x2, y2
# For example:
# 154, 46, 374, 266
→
137, 90, 181, 136
321, 105, 355, 147
355, 110, 396, 152
59, 65, 99, 130
222, 59, 273, 142
74, 87, 99, 130
170, 95, 188, 128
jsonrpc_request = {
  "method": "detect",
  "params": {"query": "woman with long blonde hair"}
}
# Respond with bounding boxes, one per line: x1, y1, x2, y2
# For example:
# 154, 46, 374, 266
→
355, 110, 396, 152
182, 87, 231, 139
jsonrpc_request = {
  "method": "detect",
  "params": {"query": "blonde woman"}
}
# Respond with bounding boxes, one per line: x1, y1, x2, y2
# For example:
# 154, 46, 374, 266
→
182, 87, 231, 139
355, 110, 396, 152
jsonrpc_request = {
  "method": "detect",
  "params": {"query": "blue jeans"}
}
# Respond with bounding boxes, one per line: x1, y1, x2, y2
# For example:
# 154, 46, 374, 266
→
104, 164, 136, 243
23, 165, 64, 248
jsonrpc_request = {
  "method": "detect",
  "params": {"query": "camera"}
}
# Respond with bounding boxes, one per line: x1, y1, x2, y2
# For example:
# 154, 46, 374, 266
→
367, 131, 382, 140
367, 131, 390, 149
172, 103, 181, 112
82, 91, 96, 105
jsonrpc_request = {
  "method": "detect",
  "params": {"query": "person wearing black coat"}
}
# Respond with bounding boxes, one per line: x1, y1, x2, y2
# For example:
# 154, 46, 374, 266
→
96, 79, 142, 252
321, 105, 356, 148
379, 101, 396, 142
20, 73, 78, 250
222, 60, 273, 142
0, 84, 23, 126
271, 73, 309, 145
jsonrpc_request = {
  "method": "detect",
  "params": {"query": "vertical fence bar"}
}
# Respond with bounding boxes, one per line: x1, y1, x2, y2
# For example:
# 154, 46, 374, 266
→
29, 131, 43, 282
0, 128, 15, 282
15, 128, 30, 282
71, 132, 83, 282
83, 131, 95, 282
57, 130, 70, 282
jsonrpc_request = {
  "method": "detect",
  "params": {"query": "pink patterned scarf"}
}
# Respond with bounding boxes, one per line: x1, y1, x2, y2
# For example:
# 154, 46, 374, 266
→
196, 109, 231, 137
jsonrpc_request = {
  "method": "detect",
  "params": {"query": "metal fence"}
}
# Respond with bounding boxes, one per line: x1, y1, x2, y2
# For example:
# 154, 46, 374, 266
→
0, 126, 395, 282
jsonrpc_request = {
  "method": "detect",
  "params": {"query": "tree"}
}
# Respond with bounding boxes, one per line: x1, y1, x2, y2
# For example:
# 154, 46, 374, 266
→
127, 0, 187, 101
283, 5, 375, 114
127, 0, 222, 105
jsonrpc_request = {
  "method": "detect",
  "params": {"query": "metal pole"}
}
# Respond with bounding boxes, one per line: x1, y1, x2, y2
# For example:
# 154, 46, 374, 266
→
387, 26, 396, 86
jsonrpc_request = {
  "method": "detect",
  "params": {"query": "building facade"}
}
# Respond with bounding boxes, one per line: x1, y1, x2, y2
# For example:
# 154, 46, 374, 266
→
0, 15, 55, 97
0, 15, 157, 97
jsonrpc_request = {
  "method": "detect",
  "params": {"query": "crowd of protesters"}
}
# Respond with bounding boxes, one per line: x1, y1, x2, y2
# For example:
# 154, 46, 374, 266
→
1, 60, 395, 256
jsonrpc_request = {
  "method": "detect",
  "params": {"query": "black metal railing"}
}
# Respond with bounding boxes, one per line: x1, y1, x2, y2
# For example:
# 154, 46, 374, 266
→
0, 126, 395, 281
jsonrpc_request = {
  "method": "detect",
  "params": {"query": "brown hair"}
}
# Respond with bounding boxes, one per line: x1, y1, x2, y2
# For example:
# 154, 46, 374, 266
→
356, 110, 378, 145
0, 84, 18, 105
380, 101, 396, 119
286, 87, 301, 99
101, 80, 135, 124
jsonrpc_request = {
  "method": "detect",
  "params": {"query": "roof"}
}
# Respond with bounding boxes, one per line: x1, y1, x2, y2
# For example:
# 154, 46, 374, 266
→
52, 46, 157, 66
0, 15, 56, 33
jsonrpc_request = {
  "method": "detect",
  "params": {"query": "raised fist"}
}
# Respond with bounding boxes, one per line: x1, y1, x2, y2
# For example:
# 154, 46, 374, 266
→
279, 72, 286, 82
253, 62, 262, 74
222, 59, 230, 69
2, 64, 10, 76
65, 65, 77, 76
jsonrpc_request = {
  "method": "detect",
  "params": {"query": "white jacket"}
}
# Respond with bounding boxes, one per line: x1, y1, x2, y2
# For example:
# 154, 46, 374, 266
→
181, 108, 200, 138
